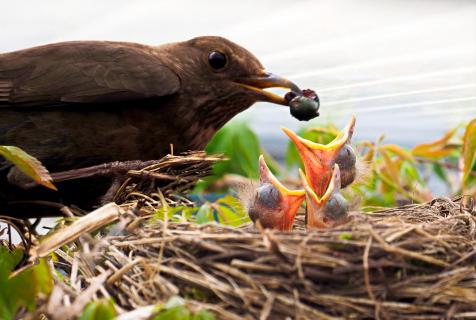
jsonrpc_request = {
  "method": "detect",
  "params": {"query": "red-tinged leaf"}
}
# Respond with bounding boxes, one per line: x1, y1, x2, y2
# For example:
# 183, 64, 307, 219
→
462, 118, 476, 187
377, 168, 394, 193
359, 140, 375, 148
378, 147, 401, 185
382, 144, 415, 163
358, 141, 376, 162
362, 149, 375, 163
412, 145, 458, 158
0, 146, 56, 190
412, 127, 458, 158
394, 158, 404, 173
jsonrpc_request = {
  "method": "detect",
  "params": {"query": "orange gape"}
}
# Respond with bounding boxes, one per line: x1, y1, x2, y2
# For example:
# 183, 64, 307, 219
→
248, 116, 357, 231
248, 156, 305, 231
282, 115, 356, 229
299, 164, 349, 229
282, 115, 356, 196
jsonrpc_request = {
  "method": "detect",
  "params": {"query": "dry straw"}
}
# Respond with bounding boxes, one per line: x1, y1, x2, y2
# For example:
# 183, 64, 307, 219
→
43, 195, 476, 319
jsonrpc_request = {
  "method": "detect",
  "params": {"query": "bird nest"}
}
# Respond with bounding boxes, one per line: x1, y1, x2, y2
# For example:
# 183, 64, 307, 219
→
41, 196, 476, 319
112, 150, 223, 208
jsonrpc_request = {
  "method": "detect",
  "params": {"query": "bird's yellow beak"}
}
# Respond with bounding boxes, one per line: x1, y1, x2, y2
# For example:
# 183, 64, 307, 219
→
234, 72, 302, 105
257, 155, 305, 230
282, 115, 356, 196
300, 165, 348, 229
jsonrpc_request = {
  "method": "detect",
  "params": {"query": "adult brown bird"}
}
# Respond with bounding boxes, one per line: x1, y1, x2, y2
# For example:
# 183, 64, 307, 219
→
0, 36, 303, 216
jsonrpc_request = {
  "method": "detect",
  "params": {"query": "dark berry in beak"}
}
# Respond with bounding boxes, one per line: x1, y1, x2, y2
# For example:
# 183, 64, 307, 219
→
286, 89, 320, 121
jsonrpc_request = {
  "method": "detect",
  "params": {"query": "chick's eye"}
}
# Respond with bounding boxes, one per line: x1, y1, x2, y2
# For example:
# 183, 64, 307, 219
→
208, 51, 227, 70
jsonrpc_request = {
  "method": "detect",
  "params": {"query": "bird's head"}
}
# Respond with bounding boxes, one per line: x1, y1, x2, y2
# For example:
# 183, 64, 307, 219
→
248, 155, 305, 231
281, 115, 357, 196
300, 165, 349, 229
162, 36, 302, 110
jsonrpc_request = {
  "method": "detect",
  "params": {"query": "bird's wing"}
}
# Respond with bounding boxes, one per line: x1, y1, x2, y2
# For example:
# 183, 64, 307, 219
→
0, 41, 180, 107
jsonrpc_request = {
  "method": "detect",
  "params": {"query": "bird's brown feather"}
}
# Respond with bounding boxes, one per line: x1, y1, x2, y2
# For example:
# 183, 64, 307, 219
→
0, 36, 291, 215
0, 41, 180, 106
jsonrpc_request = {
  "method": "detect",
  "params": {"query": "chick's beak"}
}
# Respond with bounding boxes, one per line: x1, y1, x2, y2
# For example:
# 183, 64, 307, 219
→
300, 164, 348, 229
282, 115, 356, 196
254, 155, 305, 231
235, 72, 302, 105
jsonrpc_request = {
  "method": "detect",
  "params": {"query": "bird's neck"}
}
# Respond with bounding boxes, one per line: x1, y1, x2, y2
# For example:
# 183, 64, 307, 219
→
174, 92, 255, 150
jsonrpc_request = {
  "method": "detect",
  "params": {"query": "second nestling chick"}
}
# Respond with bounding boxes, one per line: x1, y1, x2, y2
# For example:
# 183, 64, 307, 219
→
247, 155, 305, 231
300, 164, 350, 228
335, 144, 357, 188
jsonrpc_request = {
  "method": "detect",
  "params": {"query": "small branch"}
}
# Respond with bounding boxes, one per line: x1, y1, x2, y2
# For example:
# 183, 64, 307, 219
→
30, 203, 123, 259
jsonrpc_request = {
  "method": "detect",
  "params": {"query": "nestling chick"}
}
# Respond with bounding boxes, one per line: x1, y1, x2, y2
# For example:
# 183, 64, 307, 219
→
300, 164, 349, 228
247, 155, 305, 231
282, 115, 357, 196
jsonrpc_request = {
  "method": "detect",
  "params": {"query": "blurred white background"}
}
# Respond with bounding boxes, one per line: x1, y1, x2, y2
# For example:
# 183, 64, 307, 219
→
1, 0, 475, 153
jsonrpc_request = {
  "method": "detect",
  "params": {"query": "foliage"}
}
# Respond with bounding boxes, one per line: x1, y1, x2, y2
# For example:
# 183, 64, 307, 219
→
205, 122, 262, 180
0, 119, 473, 318
203, 118, 475, 208
154, 194, 250, 227
198, 121, 281, 190
0, 246, 53, 320
351, 137, 430, 207
462, 119, 476, 188
0, 146, 56, 190
77, 296, 215, 320
151, 296, 215, 320
79, 299, 116, 320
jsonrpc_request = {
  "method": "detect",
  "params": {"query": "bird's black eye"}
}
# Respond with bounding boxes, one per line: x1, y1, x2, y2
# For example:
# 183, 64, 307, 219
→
208, 51, 227, 70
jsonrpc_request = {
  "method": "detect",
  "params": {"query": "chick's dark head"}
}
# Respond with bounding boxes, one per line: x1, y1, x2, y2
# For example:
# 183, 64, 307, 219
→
248, 155, 305, 231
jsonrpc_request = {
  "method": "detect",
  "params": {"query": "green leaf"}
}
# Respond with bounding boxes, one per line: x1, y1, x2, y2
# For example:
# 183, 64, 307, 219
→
213, 203, 242, 226
205, 122, 262, 184
432, 163, 450, 185
195, 203, 212, 224
151, 296, 215, 320
192, 310, 215, 320
462, 118, 476, 188
402, 161, 424, 186
215, 195, 250, 226
154, 206, 185, 221
0, 146, 56, 190
152, 306, 191, 320
339, 232, 353, 240
216, 195, 247, 215
79, 299, 116, 320
0, 247, 53, 319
